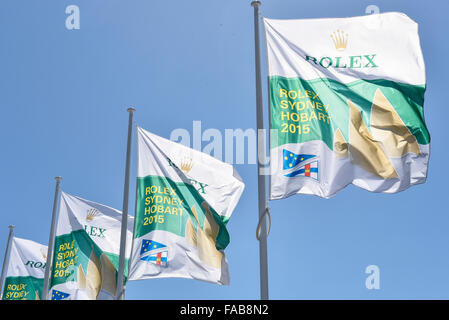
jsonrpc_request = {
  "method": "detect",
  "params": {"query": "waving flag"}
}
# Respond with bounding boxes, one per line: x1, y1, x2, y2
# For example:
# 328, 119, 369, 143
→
48, 192, 133, 300
128, 127, 245, 285
264, 12, 430, 199
2, 237, 47, 300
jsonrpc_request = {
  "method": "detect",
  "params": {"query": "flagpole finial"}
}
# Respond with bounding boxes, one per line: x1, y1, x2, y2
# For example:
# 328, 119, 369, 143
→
251, 1, 261, 7
127, 107, 136, 113
8, 225, 14, 230
55, 176, 62, 182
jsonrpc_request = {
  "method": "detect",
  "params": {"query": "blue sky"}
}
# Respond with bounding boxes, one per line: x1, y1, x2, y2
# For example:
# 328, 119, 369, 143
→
0, 0, 448, 299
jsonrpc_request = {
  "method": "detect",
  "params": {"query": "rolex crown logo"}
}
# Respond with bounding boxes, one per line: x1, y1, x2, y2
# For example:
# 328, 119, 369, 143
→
40, 247, 47, 260
86, 208, 100, 222
331, 30, 348, 51
180, 157, 193, 173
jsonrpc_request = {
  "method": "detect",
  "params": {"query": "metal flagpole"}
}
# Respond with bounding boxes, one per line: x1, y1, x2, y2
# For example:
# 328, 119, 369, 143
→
116, 107, 135, 300
251, 0, 269, 300
42, 176, 62, 300
0, 225, 15, 299
126, 157, 139, 292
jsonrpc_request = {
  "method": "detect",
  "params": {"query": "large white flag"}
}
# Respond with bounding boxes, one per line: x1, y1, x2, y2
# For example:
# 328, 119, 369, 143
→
2, 237, 47, 300
264, 12, 430, 199
48, 191, 133, 300
128, 126, 245, 285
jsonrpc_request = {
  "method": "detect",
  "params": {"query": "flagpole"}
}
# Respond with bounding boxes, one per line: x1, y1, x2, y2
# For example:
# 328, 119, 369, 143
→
42, 176, 62, 300
0, 225, 15, 298
126, 163, 139, 289
116, 107, 135, 300
251, 0, 269, 300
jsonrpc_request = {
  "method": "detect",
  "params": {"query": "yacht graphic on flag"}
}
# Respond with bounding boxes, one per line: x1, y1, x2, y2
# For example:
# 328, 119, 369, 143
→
282, 149, 319, 180
140, 239, 168, 267
51, 290, 70, 300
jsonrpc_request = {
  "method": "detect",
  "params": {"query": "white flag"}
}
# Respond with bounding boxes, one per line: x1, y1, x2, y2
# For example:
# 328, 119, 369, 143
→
264, 13, 429, 199
48, 191, 133, 300
2, 237, 47, 300
128, 126, 245, 285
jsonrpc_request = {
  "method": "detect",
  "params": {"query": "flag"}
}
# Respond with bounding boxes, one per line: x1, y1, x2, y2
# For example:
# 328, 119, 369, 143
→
264, 12, 430, 199
48, 191, 133, 300
128, 126, 245, 285
2, 237, 47, 300
51, 289, 70, 300
140, 239, 167, 254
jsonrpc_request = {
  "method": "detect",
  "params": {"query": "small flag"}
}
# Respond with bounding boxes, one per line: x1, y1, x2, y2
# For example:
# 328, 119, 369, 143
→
140, 239, 167, 255
282, 149, 316, 170
1, 237, 47, 300
51, 290, 70, 300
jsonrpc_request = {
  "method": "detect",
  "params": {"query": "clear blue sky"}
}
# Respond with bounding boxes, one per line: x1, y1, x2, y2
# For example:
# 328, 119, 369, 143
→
0, 0, 448, 299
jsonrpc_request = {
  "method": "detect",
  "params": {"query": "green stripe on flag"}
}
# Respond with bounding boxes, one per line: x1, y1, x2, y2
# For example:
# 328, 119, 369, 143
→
269, 76, 429, 149
50, 230, 127, 288
2, 276, 43, 300
135, 175, 230, 251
